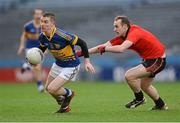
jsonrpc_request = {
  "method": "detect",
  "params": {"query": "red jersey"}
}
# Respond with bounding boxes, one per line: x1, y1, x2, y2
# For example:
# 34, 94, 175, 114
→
110, 25, 165, 60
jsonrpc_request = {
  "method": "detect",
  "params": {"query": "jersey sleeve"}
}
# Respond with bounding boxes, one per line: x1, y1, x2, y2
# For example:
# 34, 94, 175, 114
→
23, 23, 30, 32
57, 29, 79, 45
110, 36, 123, 46
126, 29, 141, 44
65, 32, 79, 45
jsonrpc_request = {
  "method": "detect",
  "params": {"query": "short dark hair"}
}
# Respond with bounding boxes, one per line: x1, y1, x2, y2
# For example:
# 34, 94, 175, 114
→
114, 15, 130, 28
33, 8, 43, 14
43, 12, 55, 22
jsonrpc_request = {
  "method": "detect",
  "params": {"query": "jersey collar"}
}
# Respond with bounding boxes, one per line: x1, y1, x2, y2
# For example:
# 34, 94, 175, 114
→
120, 25, 130, 40
43, 27, 56, 41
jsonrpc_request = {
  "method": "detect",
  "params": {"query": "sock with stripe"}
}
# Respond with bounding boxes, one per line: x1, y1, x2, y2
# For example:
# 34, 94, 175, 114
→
64, 88, 72, 97
37, 81, 43, 86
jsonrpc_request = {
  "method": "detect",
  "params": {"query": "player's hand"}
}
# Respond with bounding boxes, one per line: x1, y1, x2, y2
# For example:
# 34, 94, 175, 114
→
98, 46, 106, 55
76, 50, 83, 57
84, 58, 96, 74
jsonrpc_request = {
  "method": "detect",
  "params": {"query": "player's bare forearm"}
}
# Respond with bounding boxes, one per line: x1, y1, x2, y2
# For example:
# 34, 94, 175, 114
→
76, 41, 111, 57
105, 40, 133, 53
105, 45, 124, 53
17, 32, 26, 55
89, 41, 111, 54
20, 32, 26, 47
88, 45, 102, 54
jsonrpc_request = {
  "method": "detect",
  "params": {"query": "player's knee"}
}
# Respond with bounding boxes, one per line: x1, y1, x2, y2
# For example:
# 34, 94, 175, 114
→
125, 71, 135, 81
46, 85, 57, 94
141, 85, 147, 91
141, 84, 150, 92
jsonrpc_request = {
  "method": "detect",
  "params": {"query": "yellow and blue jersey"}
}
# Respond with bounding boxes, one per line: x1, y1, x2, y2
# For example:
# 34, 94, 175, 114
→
24, 21, 41, 48
39, 28, 80, 67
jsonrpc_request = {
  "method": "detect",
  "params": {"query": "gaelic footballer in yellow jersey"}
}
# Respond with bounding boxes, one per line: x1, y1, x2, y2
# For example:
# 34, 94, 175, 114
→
39, 12, 95, 113
39, 28, 80, 67
17, 9, 44, 92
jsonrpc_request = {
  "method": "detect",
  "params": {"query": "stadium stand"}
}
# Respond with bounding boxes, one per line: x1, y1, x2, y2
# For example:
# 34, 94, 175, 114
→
0, 0, 180, 81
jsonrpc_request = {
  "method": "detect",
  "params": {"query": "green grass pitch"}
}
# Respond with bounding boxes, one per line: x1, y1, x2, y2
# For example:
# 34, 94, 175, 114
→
0, 81, 180, 122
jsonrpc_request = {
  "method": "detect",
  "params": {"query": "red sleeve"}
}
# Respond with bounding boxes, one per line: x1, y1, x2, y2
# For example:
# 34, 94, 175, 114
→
126, 29, 141, 44
110, 36, 123, 46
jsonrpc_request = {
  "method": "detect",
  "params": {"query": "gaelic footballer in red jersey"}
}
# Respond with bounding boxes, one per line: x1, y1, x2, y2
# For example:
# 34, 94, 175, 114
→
77, 15, 168, 110
110, 24, 165, 60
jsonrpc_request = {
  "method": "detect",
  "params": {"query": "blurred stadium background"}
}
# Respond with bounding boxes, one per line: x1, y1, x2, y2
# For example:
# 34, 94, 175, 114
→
1, 0, 180, 122
0, 0, 180, 82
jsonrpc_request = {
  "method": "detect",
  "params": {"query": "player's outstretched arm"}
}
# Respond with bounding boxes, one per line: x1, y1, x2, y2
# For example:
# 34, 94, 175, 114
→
76, 41, 112, 57
76, 38, 95, 73
87, 41, 111, 54
105, 40, 133, 53
17, 31, 26, 55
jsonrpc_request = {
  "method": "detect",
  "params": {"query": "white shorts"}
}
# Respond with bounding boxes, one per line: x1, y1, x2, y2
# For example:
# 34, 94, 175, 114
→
49, 63, 80, 81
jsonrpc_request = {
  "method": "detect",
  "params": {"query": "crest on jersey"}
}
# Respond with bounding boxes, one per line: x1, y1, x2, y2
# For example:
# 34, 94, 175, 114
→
66, 35, 73, 41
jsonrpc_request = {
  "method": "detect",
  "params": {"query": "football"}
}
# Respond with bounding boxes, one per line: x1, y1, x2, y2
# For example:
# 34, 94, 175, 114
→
26, 48, 44, 65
